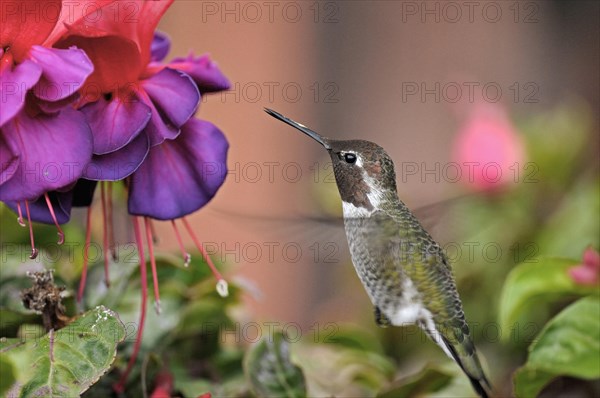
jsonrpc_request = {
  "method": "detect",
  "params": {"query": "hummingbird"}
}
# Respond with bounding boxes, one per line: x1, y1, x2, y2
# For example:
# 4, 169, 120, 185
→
265, 108, 492, 398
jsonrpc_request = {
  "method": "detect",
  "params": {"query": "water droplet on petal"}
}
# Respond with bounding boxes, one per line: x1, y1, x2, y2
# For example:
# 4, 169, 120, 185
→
154, 300, 162, 315
216, 279, 229, 298
17, 217, 26, 227
29, 248, 39, 259
184, 253, 192, 267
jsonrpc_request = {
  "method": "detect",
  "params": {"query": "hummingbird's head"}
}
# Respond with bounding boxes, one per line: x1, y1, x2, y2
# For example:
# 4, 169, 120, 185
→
265, 109, 397, 212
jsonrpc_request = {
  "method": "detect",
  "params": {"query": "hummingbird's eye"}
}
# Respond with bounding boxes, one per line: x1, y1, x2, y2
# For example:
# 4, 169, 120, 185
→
343, 153, 357, 164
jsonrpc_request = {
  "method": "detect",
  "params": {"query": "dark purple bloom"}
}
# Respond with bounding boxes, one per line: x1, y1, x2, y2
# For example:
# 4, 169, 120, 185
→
169, 53, 231, 93
150, 32, 171, 62
0, 57, 41, 127
0, 108, 93, 202
128, 118, 228, 220
0, 46, 92, 127
5, 190, 73, 225
64, 34, 201, 182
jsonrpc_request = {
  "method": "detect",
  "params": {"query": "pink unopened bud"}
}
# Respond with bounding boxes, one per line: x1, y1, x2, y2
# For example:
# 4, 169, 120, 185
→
568, 246, 600, 286
452, 103, 525, 193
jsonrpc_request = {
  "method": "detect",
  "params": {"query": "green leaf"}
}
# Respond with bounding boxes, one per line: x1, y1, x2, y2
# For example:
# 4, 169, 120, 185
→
0, 354, 16, 396
498, 257, 599, 337
1, 306, 125, 397
377, 366, 453, 397
514, 296, 600, 397
292, 341, 395, 397
244, 331, 307, 398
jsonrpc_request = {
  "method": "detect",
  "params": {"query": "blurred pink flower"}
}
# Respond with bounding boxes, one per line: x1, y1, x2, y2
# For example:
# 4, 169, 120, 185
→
568, 246, 600, 285
452, 103, 526, 192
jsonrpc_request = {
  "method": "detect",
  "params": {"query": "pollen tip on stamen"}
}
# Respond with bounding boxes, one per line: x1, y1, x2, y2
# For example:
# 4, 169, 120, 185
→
154, 300, 162, 315
44, 193, 66, 245
184, 253, 192, 267
29, 248, 39, 260
216, 279, 229, 298
17, 217, 26, 227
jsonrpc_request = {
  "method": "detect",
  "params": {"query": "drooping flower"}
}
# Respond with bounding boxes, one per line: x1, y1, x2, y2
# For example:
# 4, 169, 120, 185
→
568, 246, 600, 285
2, 1, 232, 392
1, 0, 96, 254
50, 0, 195, 182
0, 0, 95, 126
452, 102, 526, 192
47, 4, 229, 389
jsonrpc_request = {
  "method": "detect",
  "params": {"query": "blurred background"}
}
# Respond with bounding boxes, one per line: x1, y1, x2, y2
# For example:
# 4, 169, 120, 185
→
1, 1, 598, 397
155, 0, 599, 325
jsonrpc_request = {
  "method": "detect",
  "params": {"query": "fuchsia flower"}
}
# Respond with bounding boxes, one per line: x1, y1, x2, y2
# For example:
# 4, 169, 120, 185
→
452, 102, 525, 192
568, 247, 600, 286
0, 0, 96, 249
1, 0, 231, 391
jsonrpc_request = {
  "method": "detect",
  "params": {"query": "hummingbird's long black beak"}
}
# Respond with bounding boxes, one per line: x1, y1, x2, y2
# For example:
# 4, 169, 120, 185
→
264, 108, 331, 150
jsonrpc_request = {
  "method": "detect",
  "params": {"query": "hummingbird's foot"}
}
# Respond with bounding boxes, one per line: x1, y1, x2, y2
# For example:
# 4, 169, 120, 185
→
374, 306, 392, 328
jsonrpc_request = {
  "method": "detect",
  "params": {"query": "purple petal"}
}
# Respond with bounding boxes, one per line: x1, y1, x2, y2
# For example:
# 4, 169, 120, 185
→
5, 190, 73, 225
0, 59, 42, 126
150, 32, 170, 62
29, 45, 93, 102
83, 131, 149, 181
81, 94, 151, 155
0, 133, 19, 186
0, 108, 93, 201
141, 67, 200, 128
128, 118, 228, 220
137, 90, 180, 146
37, 92, 81, 114
170, 54, 230, 93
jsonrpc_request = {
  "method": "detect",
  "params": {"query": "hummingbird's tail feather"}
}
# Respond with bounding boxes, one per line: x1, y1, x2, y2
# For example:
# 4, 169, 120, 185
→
440, 335, 492, 398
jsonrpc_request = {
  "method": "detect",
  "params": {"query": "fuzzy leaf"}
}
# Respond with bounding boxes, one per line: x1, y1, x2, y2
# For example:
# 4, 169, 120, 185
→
244, 331, 307, 398
1, 306, 125, 397
498, 257, 599, 338
0, 355, 16, 396
514, 296, 600, 397
377, 366, 454, 397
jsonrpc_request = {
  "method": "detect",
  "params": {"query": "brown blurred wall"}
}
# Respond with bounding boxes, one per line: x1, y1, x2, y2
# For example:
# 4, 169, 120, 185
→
156, 1, 599, 328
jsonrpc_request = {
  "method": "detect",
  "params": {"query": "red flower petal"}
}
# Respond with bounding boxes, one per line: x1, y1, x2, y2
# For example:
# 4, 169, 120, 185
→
52, 0, 173, 66
56, 35, 142, 94
0, 0, 61, 61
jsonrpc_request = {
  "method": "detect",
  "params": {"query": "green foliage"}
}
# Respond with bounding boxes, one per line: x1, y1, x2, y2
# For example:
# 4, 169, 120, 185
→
0, 101, 598, 397
0, 355, 16, 396
514, 297, 600, 397
244, 331, 307, 398
499, 257, 599, 337
0, 306, 125, 397
294, 329, 396, 397
376, 366, 454, 397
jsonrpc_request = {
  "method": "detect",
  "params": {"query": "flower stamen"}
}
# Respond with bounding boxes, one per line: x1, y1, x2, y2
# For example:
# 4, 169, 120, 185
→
149, 218, 159, 244
77, 206, 93, 304
144, 217, 161, 314
107, 183, 117, 261
171, 220, 191, 267
100, 182, 110, 287
182, 218, 228, 297
43, 193, 65, 245
115, 216, 148, 393
16, 201, 26, 227
24, 201, 38, 259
